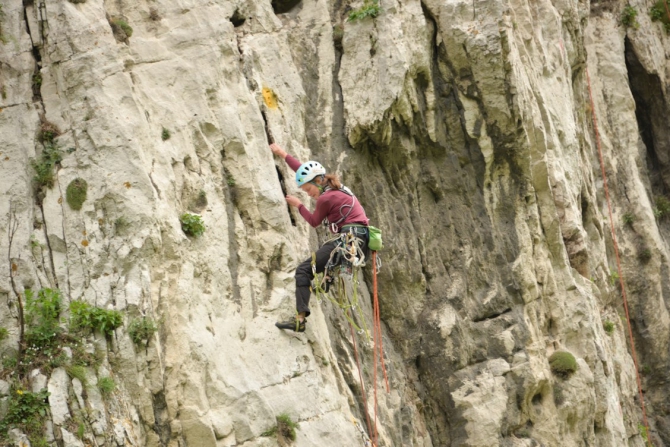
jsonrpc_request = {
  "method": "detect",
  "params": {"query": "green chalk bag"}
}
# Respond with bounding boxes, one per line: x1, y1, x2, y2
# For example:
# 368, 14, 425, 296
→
368, 225, 383, 251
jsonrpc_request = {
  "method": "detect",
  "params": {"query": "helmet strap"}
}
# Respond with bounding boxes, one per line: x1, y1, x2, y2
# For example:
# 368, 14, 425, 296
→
310, 176, 325, 193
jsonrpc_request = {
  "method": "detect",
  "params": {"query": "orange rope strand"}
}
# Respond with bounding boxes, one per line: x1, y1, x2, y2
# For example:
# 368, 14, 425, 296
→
585, 68, 653, 446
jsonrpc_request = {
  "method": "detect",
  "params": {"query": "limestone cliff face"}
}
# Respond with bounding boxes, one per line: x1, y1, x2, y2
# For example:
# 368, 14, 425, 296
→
1, 0, 669, 445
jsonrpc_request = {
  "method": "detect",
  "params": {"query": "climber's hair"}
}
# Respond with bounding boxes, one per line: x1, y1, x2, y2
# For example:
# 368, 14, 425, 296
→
324, 174, 342, 190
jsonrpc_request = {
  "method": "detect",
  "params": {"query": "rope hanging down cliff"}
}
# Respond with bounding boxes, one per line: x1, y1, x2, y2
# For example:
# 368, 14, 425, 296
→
585, 68, 653, 446
312, 246, 388, 447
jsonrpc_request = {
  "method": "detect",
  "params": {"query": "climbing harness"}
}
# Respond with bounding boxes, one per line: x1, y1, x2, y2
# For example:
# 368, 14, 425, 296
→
311, 233, 387, 447
586, 68, 653, 446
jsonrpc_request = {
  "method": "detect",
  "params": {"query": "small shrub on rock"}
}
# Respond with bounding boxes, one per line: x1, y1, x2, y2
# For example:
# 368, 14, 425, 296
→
348, 0, 381, 21
0, 327, 8, 342
128, 317, 158, 345
0, 387, 51, 443
180, 213, 205, 237
161, 127, 171, 141
32, 144, 62, 191
69, 301, 122, 336
603, 320, 615, 334
262, 413, 299, 442
621, 5, 640, 29
66, 178, 88, 210
549, 351, 578, 378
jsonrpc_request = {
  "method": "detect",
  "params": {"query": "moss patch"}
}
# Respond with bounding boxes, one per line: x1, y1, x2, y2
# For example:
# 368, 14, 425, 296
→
66, 178, 88, 210
549, 351, 578, 378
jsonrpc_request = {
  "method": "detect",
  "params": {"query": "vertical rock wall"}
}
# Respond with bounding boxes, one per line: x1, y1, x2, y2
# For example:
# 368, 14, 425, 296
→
0, 0, 669, 445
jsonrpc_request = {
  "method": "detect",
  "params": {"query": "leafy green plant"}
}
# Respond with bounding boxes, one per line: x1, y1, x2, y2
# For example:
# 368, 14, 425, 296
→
261, 413, 300, 442
24, 288, 62, 349
348, 0, 381, 21
69, 301, 122, 336
18, 289, 70, 375
161, 127, 171, 141
621, 5, 640, 29
0, 388, 50, 442
180, 213, 205, 237
549, 351, 578, 378
622, 212, 635, 226
128, 317, 158, 345
650, 0, 670, 33
31, 144, 63, 190
0, 327, 8, 342
66, 178, 88, 210
98, 377, 116, 397
603, 320, 615, 334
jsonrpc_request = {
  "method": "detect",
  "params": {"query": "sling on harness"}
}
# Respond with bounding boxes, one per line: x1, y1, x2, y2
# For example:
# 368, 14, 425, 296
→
322, 185, 357, 233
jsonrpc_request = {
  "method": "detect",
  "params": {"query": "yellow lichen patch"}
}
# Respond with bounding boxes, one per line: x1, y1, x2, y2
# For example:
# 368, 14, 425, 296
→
262, 87, 279, 109
82, 230, 87, 236
124, 182, 132, 189
81, 240, 89, 247
11, 263, 17, 272
58, 197, 63, 204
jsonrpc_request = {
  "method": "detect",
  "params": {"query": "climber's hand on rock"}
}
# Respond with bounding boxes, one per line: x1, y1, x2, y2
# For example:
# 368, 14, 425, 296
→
270, 143, 287, 158
285, 195, 302, 208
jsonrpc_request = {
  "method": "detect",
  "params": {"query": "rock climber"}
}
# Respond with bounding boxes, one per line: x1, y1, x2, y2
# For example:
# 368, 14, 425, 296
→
270, 143, 370, 333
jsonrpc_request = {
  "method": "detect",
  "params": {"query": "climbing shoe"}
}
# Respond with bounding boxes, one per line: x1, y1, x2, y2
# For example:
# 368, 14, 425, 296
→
275, 317, 306, 333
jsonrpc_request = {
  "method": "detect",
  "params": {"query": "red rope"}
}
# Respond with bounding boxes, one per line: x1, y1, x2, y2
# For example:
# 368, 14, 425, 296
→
349, 315, 374, 445
585, 68, 653, 446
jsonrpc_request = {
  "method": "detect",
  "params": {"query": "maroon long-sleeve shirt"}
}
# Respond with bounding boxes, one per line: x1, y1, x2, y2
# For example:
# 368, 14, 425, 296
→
285, 154, 369, 233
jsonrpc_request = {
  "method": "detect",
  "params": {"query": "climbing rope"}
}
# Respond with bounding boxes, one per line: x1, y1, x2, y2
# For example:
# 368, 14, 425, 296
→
312, 235, 388, 447
585, 68, 652, 446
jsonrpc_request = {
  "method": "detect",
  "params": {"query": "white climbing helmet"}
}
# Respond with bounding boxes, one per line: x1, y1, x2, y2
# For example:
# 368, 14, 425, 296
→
295, 161, 326, 187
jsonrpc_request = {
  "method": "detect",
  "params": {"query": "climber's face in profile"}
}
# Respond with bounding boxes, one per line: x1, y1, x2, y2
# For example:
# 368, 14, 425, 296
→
301, 178, 324, 199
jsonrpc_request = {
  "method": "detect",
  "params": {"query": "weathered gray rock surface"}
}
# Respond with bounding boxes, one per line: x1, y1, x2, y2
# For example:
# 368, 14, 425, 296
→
1, 0, 669, 445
